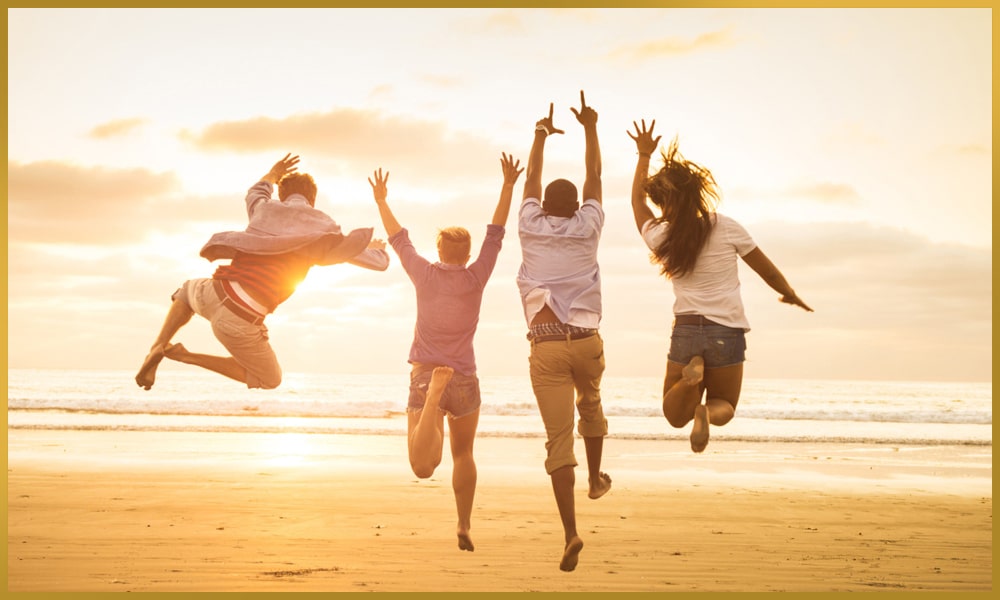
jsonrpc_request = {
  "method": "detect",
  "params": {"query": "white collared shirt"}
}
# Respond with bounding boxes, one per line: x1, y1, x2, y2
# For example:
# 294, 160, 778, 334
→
516, 197, 604, 328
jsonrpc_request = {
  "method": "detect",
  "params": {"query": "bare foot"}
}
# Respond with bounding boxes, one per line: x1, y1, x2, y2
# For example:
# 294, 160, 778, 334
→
682, 355, 704, 386
430, 365, 454, 388
559, 536, 584, 572
457, 531, 475, 552
690, 403, 710, 453
135, 345, 166, 390
588, 472, 612, 499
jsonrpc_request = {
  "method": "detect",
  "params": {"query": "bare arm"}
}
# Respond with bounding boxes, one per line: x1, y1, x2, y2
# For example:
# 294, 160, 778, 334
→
627, 119, 661, 234
523, 102, 564, 201
492, 152, 523, 226
368, 168, 402, 237
571, 90, 601, 204
741, 247, 814, 312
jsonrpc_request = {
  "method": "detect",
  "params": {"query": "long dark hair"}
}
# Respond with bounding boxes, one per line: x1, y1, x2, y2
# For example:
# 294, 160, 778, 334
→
645, 138, 719, 279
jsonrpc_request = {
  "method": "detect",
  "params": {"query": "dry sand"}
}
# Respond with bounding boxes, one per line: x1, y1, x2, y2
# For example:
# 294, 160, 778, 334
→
5, 429, 992, 592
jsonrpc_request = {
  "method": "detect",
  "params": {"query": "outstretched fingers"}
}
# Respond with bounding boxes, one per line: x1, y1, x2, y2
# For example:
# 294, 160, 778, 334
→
501, 152, 524, 179
368, 168, 389, 190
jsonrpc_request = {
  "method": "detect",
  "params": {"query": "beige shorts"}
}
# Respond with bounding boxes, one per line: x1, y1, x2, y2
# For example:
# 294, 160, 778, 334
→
528, 333, 608, 474
175, 278, 282, 389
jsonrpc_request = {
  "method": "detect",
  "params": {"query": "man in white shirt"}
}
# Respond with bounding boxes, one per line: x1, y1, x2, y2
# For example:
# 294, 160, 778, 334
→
516, 91, 612, 573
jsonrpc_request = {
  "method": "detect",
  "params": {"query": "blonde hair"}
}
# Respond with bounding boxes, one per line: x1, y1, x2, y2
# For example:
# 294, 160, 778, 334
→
436, 227, 472, 265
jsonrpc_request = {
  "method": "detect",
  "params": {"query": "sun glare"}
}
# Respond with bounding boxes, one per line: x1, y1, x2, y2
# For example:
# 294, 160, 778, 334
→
264, 431, 316, 467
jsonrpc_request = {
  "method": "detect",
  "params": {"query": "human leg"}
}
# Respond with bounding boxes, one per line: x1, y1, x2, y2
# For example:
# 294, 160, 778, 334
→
153, 279, 282, 389
570, 335, 611, 500
662, 356, 705, 428
550, 464, 583, 572
162, 343, 249, 384
407, 366, 452, 479
135, 287, 196, 390
692, 362, 744, 452
529, 339, 583, 569
690, 326, 746, 452
447, 406, 479, 551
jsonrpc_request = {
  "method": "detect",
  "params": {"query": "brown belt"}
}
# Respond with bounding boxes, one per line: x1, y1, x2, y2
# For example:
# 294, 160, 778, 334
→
213, 279, 266, 325
673, 314, 723, 327
530, 330, 599, 344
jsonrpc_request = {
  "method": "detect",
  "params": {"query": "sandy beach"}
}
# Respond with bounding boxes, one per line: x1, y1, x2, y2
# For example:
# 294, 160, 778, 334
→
5, 429, 992, 592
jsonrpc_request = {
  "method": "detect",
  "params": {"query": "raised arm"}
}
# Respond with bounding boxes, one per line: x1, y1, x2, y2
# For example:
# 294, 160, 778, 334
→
247, 153, 301, 216
570, 90, 601, 204
368, 168, 402, 238
741, 248, 814, 312
523, 102, 564, 201
492, 152, 523, 226
627, 119, 661, 234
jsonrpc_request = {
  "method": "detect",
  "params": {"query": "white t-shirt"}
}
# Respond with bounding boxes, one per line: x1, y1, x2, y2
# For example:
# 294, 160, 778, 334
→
641, 213, 757, 331
517, 197, 604, 328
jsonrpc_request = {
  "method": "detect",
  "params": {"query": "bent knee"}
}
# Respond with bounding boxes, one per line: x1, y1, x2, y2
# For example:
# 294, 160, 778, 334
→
410, 461, 437, 479
251, 372, 282, 390
663, 409, 691, 429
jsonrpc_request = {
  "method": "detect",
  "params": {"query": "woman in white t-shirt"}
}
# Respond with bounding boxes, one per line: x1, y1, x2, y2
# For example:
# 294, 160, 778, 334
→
628, 120, 812, 453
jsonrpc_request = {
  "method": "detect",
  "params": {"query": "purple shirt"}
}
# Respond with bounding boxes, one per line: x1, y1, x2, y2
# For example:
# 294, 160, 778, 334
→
388, 225, 505, 375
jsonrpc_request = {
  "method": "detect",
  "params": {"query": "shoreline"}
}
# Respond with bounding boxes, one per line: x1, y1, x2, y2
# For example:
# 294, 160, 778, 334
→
6, 429, 993, 592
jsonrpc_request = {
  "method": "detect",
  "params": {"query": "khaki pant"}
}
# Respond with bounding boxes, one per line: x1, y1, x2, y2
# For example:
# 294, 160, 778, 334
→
528, 333, 608, 474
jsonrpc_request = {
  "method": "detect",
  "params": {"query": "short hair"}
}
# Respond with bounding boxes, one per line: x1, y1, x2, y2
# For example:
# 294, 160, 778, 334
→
436, 227, 472, 265
542, 178, 579, 216
278, 172, 318, 206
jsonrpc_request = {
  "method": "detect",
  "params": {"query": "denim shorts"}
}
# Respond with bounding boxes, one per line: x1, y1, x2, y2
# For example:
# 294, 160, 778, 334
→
668, 324, 747, 368
407, 366, 482, 419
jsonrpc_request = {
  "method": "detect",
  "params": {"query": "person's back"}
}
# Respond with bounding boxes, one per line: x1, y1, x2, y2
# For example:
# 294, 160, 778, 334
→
135, 154, 390, 392
517, 197, 603, 322
393, 224, 503, 375
368, 155, 522, 554
516, 92, 612, 574
641, 212, 755, 330
629, 120, 812, 454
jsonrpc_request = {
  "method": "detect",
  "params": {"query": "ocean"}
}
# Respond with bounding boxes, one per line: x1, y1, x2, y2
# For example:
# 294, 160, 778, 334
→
5, 369, 992, 447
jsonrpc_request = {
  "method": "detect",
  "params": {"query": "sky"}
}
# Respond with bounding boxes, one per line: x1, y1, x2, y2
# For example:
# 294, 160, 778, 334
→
6, 7, 993, 383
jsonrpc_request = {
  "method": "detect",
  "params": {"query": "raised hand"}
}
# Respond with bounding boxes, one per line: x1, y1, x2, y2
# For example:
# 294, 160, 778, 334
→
628, 119, 661, 157
570, 90, 598, 128
536, 102, 565, 136
368, 168, 389, 203
501, 152, 524, 185
264, 153, 300, 184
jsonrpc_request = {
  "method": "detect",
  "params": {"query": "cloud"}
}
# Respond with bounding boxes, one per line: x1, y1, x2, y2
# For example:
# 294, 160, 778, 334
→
612, 27, 736, 61
952, 143, 991, 157
745, 220, 992, 328
7, 160, 245, 244
178, 108, 500, 185
476, 9, 525, 34
88, 117, 148, 139
418, 73, 463, 88
778, 182, 861, 205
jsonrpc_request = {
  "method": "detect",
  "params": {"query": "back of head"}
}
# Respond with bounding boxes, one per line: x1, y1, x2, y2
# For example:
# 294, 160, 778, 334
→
542, 178, 579, 217
645, 138, 718, 278
437, 226, 472, 265
278, 172, 318, 206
